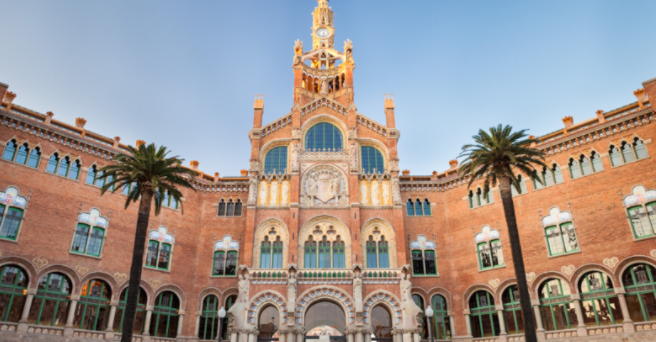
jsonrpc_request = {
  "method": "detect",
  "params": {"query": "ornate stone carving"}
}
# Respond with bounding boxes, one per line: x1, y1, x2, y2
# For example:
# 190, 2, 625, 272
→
249, 160, 259, 172
75, 265, 90, 276
399, 274, 421, 328
526, 272, 536, 284
561, 265, 575, 275
248, 176, 258, 205
33, 257, 48, 269
301, 165, 348, 206
349, 142, 359, 171
353, 271, 363, 312
292, 128, 302, 140
287, 273, 297, 313
603, 257, 619, 269
651, 249, 656, 258
391, 176, 402, 204
114, 272, 128, 283
488, 279, 500, 289
149, 279, 162, 288
389, 159, 399, 173
320, 78, 329, 96
291, 143, 301, 172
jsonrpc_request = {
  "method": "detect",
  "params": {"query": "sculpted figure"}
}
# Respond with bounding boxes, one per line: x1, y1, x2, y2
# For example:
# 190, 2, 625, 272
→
331, 172, 341, 201
248, 177, 258, 204
228, 274, 251, 329
287, 273, 297, 312
238, 274, 250, 302
307, 174, 318, 202
400, 274, 423, 328
353, 272, 363, 312
391, 176, 402, 204
349, 142, 358, 167
320, 78, 330, 96
291, 143, 301, 171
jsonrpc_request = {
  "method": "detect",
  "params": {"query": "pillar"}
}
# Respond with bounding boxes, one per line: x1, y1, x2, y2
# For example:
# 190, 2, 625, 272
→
287, 330, 296, 342
279, 330, 287, 342
296, 331, 304, 342
364, 328, 372, 342
143, 309, 153, 336
248, 331, 257, 342
463, 311, 473, 337
176, 313, 185, 336
355, 329, 364, 342
448, 315, 455, 337
394, 331, 402, 342
532, 303, 544, 331
347, 331, 355, 342
194, 313, 201, 337
617, 291, 636, 334
496, 308, 507, 342
66, 300, 78, 327
412, 331, 420, 342
230, 329, 238, 342
402, 331, 412, 342
572, 298, 588, 337
19, 293, 34, 323
106, 305, 117, 331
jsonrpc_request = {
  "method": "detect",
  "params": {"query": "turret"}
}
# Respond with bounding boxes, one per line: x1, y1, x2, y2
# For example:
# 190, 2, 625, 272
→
253, 94, 264, 129
384, 94, 396, 128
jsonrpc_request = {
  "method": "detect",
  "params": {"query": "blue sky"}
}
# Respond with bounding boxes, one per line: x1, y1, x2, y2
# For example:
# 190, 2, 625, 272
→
1, 0, 654, 176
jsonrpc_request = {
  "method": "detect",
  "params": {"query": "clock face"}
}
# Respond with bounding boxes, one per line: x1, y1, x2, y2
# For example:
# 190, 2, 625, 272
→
316, 28, 331, 38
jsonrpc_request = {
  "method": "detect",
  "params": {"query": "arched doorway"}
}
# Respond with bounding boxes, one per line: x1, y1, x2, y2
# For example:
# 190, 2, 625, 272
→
258, 305, 280, 340
370, 305, 393, 341
304, 300, 346, 341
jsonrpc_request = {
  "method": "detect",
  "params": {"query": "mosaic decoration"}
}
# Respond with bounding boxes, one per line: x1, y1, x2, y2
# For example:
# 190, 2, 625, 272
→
623, 185, 656, 207
294, 287, 355, 324
362, 291, 402, 324
0, 186, 27, 208
542, 207, 573, 227
410, 235, 435, 249
214, 235, 239, 250
247, 291, 287, 325
149, 226, 174, 244
475, 225, 500, 243
78, 208, 108, 228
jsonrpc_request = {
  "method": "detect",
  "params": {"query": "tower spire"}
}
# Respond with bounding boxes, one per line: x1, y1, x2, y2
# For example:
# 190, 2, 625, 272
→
312, 0, 334, 49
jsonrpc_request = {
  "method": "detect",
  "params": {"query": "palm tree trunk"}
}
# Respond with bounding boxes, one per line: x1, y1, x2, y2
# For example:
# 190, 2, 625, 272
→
498, 177, 538, 342
120, 189, 154, 342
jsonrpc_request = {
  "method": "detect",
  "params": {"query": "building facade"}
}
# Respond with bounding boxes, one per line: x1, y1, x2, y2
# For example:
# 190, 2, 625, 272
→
1, 1, 656, 342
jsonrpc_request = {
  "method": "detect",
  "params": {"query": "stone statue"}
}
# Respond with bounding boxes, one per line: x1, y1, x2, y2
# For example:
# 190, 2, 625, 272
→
331, 172, 341, 202
320, 78, 330, 96
349, 142, 358, 168
353, 272, 363, 312
248, 177, 258, 204
287, 273, 297, 313
389, 159, 399, 172
391, 176, 402, 204
307, 174, 318, 202
291, 143, 301, 172
238, 274, 250, 303
293, 40, 303, 65
400, 274, 423, 328
228, 274, 251, 330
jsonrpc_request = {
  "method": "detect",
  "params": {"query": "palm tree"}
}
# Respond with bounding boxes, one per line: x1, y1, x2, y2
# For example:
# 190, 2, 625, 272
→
458, 124, 545, 342
98, 143, 196, 342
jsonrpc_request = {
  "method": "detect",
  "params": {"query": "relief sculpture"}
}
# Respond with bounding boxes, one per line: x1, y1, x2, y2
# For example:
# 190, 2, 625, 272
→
301, 165, 349, 206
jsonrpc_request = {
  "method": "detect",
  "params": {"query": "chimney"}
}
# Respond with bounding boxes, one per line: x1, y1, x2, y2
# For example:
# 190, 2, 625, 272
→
253, 94, 264, 129
45, 111, 54, 124
240, 169, 249, 177
402, 170, 410, 176
75, 118, 87, 129
3, 91, 16, 110
596, 110, 606, 123
113, 136, 121, 148
449, 159, 458, 169
528, 135, 537, 148
642, 77, 655, 107
562, 116, 574, 134
634, 88, 647, 108
384, 94, 395, 128
214, 172, 220, 182
190, 160, 199, 170
0, 82, 8, 105
136, 140, 146, 147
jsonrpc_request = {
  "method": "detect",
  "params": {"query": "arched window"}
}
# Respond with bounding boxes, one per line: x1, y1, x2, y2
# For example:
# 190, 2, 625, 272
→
305, 122, 343, 151
27, 147, 40, 168
264, 146, 288, 174
0, 186, 27, 241
414, 199, 423, 216
538, 278, 578, 331
366, 235, 377, 268
590, 151, 604, 172
511, 175, 527, 197
406, 199, 414, 216
469, 291, 499, 338
332, 236, 345, 268
0, 265, 28, 322
114, 287, 147, 334
121, 182, 137, 196
611, 138, 648, 167
304, 236, 317, 268
609, 145, 622, 166
217, 199, 242, 217
370, 305, 392, 338
14, 143, 29, 165
624, 186, 656, 239
470, 189, 493, 208
475, 226, 504, 270
145, 227, 175, 271
71, 208, 108, 257
410, 235, 437, 276
260, 236, 272, 269
621, 141, 636, 163
85, 165, 111, 188
579, 271, 624, 326
378, 236, 390, 268
74, 279, 111, 331
318, 236, 331, 268
303, 232, 344, 269
161, 191, 179, 209
259, 227, 284, 269
213, 235, 239, 276
423, 199, 432, 215
542, 207, 579, 256
501, 285, 524, 335
28, 272, 71, 327
235, 199, 243, 216
149, 291, 180, 338
431, 294, 451, 340
534, 163, 564, 190
258, 305, 279, 339
226, 199, 234, 216
221, 295, 237, 339
622, 263, 656, 322
199, 295, 219, 340
412, 294, 428, 339
56, 156, 80, 179
46, 153, 59, 173
634, 137, 649, 159
2, 140, 17, 161
218, 199, 226, 216
361, 146, 384, 174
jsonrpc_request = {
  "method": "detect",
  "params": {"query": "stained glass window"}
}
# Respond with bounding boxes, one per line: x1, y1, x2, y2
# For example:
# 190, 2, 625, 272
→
305, 122, 343, 151
264, 146, 288, 174
361, 146, 384, 174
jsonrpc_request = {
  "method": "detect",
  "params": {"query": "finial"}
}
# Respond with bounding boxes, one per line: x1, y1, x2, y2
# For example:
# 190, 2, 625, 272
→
136, 140, 146, 147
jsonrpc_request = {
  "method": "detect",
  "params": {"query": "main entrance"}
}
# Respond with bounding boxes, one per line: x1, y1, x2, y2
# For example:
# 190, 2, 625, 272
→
305, 300, 346, 342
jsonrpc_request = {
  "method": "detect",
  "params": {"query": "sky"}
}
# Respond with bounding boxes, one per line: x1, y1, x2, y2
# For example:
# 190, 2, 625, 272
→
1, 0, 655, 176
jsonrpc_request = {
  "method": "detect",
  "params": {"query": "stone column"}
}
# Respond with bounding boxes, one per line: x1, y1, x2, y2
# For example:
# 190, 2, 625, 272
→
402, 330, 412, 342
296, 329, 305, 342
571, 296, 588, 337
194, 312, 201, 337
279, 329, 287, 342
496, 306, 507, 342
64, 296, 79, 337
530, 299, 546, 342
364, 327, 372, 342
17, 290, 35, 333
463, 310, 473, 337
287, 330, 296, 342
394, 330, 402, 342
412, 330, 421, 342
177, 312, 185, 336
347, 332, 354, 342
615, 288, 635, 334
143, 307, 154, 336
106, 304, 118, 331
248, 330, 257, 342
448, 314, 455, 338
230, 328, 239, 342
355, 328, 364, 342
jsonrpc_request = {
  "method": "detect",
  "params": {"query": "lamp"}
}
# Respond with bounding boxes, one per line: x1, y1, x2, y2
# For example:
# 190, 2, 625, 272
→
218, 306, 227, 342
425, 306, 434, 342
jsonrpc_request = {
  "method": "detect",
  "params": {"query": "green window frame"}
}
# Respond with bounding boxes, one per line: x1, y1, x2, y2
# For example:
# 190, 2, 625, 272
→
414, 199, 423, 216
145, 241, 172, 271
411, 250, 424, 275
621, 141, 636, 163
412, 250, 437, 276
366, 236, 377, 268
501, 285, 524, 335
477, 240, 504, 270
622, 263, 656, 323
260, 237, 272, 269
114, 287, 147, 334
360, 146, 384, 174
610, 146, 623, 166
57, 156, 70, 177
511, 176, 527, 197
580, 156, 592, 175
85, 165, 97, 185
213, 251, 226, 276
591, 152, 604, 172
2, 140, 17, 161
28, 273, 71, 327
545, 222, 579, 256
74, 279, 111, 331
569, 159, 581, 179
407, 199, 414, 216
538, 278, 578, 331
305, 122, 343, 151
0, 265, 28, 323
304, 238, 317, 268
264, 146, 288, 174
149, 291, 180, 338
627, 202, 656, 239
15, 144, 28, 165
27, 148, 40, 168
431, 295, 451, 340
318, 236, 331, 268
46, 154, 59, 173
423, 199, 432, 215
272, 237, 283, 268
469, 291, 499, 338
0, 205, 24, 240
579, 271, 624, 327
225, 251, 238, 276
332, 239, 345, 268
161, 191, 179, 210
199, 295, 219, 340
634, 139, 649, 159
378, 237, 390, 268
412, 294, 428, 339
71, 223, 105, 257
